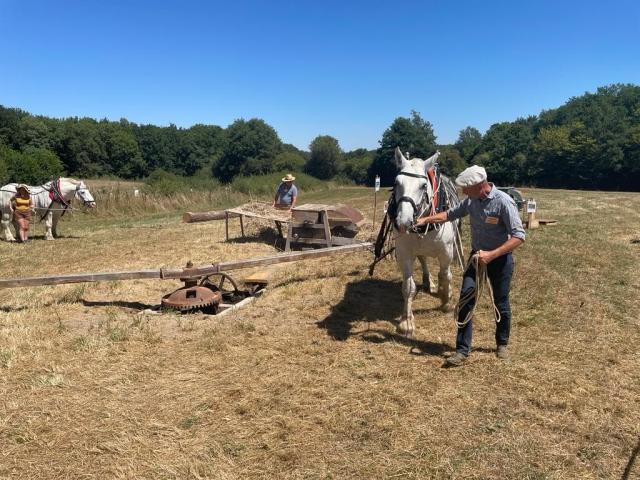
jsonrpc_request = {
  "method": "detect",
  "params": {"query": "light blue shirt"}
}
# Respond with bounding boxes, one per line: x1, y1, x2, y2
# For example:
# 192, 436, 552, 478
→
447, 184, 525, 251
276, 182, 298, 205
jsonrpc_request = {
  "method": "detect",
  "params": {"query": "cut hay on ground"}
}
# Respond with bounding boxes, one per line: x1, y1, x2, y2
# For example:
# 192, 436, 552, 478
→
0, 187, 638, 479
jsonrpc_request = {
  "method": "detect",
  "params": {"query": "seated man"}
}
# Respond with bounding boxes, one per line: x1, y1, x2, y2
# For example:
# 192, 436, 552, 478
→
273, 174, 298, 210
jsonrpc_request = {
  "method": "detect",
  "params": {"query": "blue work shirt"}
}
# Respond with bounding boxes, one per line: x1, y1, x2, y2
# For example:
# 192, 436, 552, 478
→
447, 184, 525, 251
276, 182, 298, 205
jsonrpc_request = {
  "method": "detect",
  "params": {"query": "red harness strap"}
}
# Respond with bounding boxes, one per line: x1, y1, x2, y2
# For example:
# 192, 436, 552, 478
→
427, 167, 438, 211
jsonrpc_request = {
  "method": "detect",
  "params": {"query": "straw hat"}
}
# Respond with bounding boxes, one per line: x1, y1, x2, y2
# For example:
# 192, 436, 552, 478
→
16, 184, 31, 194
281, 174, 296, 182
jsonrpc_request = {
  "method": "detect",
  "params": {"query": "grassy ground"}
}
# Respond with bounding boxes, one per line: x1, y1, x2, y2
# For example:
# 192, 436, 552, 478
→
0, 186, 638, 479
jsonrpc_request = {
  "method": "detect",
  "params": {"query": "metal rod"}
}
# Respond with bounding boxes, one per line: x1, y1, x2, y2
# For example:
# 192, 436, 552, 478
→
0, 243, 373, 289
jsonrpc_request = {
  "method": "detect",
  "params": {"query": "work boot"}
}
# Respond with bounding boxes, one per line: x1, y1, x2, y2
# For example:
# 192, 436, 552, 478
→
443, 352, 468, 368
496, 345, 511, 361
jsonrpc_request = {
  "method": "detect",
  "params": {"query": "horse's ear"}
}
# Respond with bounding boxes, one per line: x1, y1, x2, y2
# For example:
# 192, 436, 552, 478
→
394, 147, 408, 169
423, 150, 440, 173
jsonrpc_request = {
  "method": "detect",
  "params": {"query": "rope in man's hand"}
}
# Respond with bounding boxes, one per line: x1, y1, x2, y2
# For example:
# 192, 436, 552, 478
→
453, 252, 501, 328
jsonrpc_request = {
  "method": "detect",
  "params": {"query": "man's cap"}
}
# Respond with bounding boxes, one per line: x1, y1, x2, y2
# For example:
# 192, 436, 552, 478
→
455, 165, 487, 187
282, 174, 296, 182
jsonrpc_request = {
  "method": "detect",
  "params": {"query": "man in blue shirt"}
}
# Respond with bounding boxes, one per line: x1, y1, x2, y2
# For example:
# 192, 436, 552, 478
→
416, 165, 525, 367
273, 173, 298, 210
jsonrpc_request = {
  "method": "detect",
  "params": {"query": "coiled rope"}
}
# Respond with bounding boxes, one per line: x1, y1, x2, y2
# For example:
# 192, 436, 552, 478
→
453, 253, 501, 328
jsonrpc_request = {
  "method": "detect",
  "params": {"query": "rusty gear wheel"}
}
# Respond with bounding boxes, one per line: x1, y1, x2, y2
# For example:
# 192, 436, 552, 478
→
161, 285, 222, 313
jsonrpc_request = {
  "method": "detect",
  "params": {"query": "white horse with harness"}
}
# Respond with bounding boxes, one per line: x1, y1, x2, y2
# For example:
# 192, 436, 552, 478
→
0, 178, 96, 241
380, 147, 462, 337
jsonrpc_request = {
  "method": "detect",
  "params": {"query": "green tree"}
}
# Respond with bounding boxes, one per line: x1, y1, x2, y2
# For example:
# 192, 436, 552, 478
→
273, 151, 306, 171
437, 147, 466, 177
368, 110, 437, 185
306, 135, 342, 179
0, 144, 11, 183
101, 121, 146, 178
339, 148, 374, 184
1, 146, 63, 184
454, 126, 482, 163
213, 119, 282, 182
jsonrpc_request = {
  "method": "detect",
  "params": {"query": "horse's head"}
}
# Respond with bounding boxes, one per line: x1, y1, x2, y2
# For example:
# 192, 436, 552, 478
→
56, 178, 96, 208
392, 147, 439, 232
74, 181, 96, 208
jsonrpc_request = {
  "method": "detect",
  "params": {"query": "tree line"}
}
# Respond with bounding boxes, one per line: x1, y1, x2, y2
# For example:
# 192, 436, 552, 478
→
0, 83, 638, 190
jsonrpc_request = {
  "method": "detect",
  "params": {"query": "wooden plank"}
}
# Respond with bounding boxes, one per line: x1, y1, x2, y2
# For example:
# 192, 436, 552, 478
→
0, 243, 372, 289
182, 210, 238, 223
293, 203, 332, 212
217, 243, 371, 271
322, 210, 332, 248
0, 270, 161, 288
291, 210, 320, 223
239, 215, 245, 237
285, 222, 293, 252
226, 207, 290, 223
291, 223, 327, 230
288, 237, 355, 246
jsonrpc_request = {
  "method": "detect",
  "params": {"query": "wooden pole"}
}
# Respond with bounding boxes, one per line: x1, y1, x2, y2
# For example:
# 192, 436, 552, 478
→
225, 211, 229, 241
0, 243, 373, 289
182, 210, 239, 223
321, 210, 332, 248
372, 189, 377, 231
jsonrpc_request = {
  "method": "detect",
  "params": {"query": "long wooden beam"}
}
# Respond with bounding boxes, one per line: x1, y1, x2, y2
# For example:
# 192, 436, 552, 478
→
0, 243, 372, 289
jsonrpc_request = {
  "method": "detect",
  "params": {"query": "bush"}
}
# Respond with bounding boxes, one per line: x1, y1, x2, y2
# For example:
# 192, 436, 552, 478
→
0, 146, 64, 184
144, 169, 219, 194
230, 171, 329, 196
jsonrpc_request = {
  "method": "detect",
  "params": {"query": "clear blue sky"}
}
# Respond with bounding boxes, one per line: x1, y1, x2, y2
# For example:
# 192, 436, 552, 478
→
1, 0, 639, 151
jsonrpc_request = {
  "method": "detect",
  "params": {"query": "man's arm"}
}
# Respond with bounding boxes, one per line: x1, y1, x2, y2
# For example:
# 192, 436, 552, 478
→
416, 198, 470, 226
289, 195, 297, 210
415, 211, 447, 225
477, 237, 523, 265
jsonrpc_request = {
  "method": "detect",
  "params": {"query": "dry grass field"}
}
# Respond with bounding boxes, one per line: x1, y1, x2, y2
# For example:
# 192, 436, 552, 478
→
0, 185, 639, 479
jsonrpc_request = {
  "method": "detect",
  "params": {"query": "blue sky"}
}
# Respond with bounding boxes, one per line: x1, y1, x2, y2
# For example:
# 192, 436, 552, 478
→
1, 0, 639, 150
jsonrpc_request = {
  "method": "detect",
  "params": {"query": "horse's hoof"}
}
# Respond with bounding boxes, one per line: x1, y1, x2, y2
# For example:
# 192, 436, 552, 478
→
396, 326, 415, 339
396, 320, 415, 338
440, 303, 453, 313
44, 236, 54, 241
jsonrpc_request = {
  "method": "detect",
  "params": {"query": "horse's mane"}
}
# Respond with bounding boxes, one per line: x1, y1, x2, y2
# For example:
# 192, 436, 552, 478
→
59, 177, 81, 185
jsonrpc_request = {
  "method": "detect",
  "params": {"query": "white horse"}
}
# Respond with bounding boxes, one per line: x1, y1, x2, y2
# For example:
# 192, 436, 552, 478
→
390, 147, 461, 337
0, 178, 96, 241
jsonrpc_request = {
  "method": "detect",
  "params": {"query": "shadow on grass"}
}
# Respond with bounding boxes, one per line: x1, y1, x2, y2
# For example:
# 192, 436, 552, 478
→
7, 233, 83, 243
623, 436, 640, 479
81, 299, 157, 310
225, 226, 285, 250
316, 277, 453, 357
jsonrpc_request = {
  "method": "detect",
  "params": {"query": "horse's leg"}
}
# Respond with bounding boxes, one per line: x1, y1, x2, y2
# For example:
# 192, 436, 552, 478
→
44, 211, 54, 240
1, 209, 16, 242
418, 255, 436, 294
52, 211, 60, 238
437, 246, 454, 313
396, 254, 417, 337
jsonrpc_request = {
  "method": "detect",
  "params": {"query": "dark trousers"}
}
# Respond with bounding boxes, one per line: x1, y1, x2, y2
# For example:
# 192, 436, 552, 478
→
456, 253, 514, 355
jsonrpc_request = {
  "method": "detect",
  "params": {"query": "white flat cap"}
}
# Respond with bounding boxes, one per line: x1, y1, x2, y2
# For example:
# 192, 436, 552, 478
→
455, 165, 487, 187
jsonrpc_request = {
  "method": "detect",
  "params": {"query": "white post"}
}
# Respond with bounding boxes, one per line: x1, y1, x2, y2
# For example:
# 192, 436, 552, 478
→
373, 175, 380, 230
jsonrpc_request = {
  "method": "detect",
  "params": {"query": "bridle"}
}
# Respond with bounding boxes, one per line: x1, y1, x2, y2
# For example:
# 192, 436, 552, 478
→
391, 170, 432, 230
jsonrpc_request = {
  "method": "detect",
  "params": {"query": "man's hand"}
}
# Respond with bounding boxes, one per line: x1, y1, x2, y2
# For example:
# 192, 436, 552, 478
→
476, 250, 496, 266
416, 211, 447, 226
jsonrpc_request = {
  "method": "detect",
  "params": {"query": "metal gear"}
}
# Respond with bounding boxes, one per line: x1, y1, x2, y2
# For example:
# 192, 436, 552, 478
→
161, 285, 222, 313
